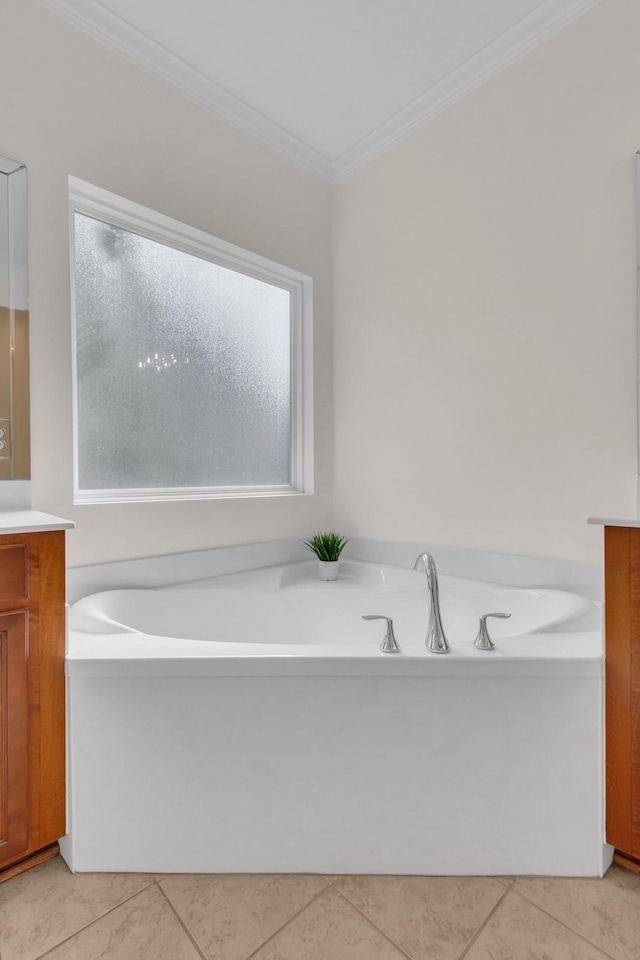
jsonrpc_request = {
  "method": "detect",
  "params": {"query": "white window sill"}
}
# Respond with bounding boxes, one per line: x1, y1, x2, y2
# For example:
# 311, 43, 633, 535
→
74, 485, 312, 505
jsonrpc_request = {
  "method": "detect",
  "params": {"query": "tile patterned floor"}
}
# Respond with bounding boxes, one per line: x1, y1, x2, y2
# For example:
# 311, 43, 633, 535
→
0, 857, 638, 960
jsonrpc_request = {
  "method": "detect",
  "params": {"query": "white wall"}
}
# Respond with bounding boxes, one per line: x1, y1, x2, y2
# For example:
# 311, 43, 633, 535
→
0, 0, 333, 565
332, 0, 638, 563
1, 0, 637, 568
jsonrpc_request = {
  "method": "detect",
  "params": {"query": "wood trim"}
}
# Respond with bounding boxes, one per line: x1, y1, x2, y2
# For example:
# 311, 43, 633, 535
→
613, 849, 640, 874
35, 531, 66, 845
0, 612, 29, 861
605, 526, 633, 851
633, 531, 640, 857
0, 844, 59, 884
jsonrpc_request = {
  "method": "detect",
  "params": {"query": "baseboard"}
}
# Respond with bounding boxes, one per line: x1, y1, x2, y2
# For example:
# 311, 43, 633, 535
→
613, 849, 640, 874
0, 843, 59, 883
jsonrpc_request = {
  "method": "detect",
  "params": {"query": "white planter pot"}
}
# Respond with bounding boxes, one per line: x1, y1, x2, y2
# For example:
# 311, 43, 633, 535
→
318, 560, 339, 581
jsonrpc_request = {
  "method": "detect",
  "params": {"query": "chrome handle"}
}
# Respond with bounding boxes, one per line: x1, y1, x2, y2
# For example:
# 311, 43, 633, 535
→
474, 612, 511, 651
362, 615, 401, 654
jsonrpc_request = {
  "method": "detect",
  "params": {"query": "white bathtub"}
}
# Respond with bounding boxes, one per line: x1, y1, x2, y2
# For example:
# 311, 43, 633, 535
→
63, 558, 609, 876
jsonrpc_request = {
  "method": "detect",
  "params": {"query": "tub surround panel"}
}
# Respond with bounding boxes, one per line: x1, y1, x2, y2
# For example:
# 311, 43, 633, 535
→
62, 674, 607, 876
66, 537, 310, 604
65, 656, 602, 680
66, 536, 603, 605
346, 537, 603, 601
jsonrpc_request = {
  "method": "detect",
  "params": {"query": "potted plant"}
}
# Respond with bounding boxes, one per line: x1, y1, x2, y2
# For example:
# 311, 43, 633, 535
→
303, 532, 348, 581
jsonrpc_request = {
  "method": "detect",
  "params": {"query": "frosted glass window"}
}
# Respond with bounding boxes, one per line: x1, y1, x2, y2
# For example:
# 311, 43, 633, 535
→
69, 181, 312, 503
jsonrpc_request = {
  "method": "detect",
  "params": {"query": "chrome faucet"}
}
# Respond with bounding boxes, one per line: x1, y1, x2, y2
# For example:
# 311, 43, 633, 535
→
413, 552, 451, 654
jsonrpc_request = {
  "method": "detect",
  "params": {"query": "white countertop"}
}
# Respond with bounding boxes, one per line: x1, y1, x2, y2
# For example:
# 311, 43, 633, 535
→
588, 517, 640, 528
0, 510, 74, 534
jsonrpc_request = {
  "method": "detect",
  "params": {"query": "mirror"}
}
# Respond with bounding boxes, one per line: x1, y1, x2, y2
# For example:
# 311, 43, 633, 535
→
0, 154, 29, 480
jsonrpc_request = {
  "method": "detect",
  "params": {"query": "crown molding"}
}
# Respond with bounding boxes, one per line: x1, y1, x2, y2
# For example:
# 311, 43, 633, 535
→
38, 0, 601, 185
331, 0, 602, 182
37, 0, 335, 181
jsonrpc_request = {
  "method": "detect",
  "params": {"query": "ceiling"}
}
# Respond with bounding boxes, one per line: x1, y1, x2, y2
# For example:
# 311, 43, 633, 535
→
39, 0, 599, 183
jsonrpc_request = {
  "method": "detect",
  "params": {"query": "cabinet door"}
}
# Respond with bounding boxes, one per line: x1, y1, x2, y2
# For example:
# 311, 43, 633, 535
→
0, 611, 28, 864
605, 525, 640, 869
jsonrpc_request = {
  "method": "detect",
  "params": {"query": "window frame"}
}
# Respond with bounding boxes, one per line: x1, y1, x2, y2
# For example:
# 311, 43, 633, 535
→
68, 176, 313, 504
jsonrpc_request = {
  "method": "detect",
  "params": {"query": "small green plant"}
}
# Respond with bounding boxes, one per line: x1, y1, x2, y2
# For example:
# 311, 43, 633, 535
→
303, 532, 348, 562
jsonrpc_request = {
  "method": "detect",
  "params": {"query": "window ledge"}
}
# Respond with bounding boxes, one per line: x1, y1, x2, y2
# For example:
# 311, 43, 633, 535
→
74, 485, 312, 506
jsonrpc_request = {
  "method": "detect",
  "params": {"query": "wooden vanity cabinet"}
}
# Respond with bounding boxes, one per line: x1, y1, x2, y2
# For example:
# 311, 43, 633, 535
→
0, 530, 66, 880
604, 525, 640, 872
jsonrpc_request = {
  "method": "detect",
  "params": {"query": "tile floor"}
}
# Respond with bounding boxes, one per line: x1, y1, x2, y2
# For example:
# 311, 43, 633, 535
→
0, 857, 639, 960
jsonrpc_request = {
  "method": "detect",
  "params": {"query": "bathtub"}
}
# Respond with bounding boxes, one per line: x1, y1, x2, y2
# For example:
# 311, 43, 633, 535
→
63, 557, 608, 876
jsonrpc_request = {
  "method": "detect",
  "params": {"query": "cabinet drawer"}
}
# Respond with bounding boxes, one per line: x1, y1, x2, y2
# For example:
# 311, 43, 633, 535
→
0, 545, 28, 602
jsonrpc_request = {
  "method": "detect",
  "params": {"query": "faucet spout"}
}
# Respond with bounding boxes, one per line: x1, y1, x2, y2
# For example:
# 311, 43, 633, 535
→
413, 552, 451, 654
